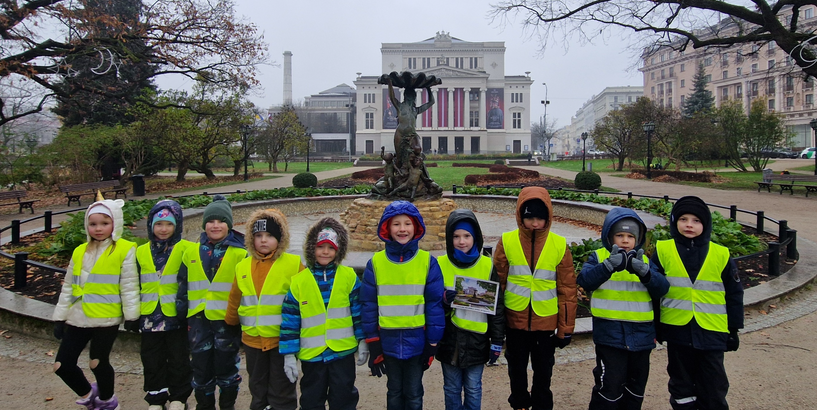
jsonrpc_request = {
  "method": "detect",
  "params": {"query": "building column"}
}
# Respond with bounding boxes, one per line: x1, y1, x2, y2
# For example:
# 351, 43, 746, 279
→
464, 88, 470, 129
417, 89, 423, 129
479, 88, 486, 129
432, 88, 439, 129
448, 88, 455, 129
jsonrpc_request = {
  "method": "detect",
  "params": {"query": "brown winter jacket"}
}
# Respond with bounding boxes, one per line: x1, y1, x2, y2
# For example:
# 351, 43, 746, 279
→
494, 187, 577, 336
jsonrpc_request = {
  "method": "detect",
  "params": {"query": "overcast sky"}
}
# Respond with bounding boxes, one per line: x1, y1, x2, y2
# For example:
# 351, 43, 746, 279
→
173, 0, 644, 129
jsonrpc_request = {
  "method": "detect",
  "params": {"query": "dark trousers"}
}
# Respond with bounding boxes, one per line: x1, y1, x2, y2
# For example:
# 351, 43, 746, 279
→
505, 328, 556, 410
141, 328, 193, 405
667, 343, 729, 410
54, 325, 119, 400
383, 354, 425, 410
188, 313, 242, 393
588, 344, 651, 410
300, 354, 359, 410
244, 345, 296, 410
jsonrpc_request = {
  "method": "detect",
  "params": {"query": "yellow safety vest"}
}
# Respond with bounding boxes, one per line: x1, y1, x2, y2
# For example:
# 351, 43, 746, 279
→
657, 240, 729, 333
372, 249, 430, 329
288, 265, 358, 360
235, 253, 301, 337
184, 245, 247, 320
502, 230, 565, 317
136, 240, 193, 317
438, 254, 493, 334
71, 239, 136, 318
590, 248, 653, 322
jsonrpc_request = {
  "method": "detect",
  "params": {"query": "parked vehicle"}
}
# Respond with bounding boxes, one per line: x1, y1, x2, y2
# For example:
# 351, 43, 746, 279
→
801, 147, 817, 159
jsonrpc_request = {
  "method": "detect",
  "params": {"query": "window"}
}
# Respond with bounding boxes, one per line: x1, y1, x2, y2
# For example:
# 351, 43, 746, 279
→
470, 111, 479, 127
723, 70, 728, 79
786, 76, 795, 91
768, 99, 775, 110
680, 95, 685, 104
704, 57, 713, 66
667, 97, 672, 106
455, 57, 464, 69
422, 57, 431, 69
651, 86, 655, 94
786, 96, 794, 107
512, 112, 522, 129
661, 69, 665, 79
363, 93, 376, 104
628, 96, 633, 102
407, 58, 416, 69
721, 53, 729, 65
768, 59, 775, 69
469, 90, 480, 101
807, 94, 814, 105
806, 8, 814, 19
511, 93, 523, 103
751, 63, 758, 73
736, 84, 743, 98
680, 63, 685, 72
651, 57, 656, 65
680, 80, 685, 88
722, 88, 728, 99
669, 67, 675, 77
767, 79, 775, 94
751, 82, 759, 96
660, 53, 666, 62
614, 96, 619, 102
705, 74, 712, 82
806, 77, 815, 90
736, 53, 744, 64
651, 72, 655, 80
736, 67, 742, 76
365, 113, 374, 129
469, 57, 479, 69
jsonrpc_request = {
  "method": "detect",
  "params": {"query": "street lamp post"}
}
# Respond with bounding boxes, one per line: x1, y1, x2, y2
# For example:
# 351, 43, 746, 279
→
581, 132, 588, 171
306, 128, 312, 172
541, 82, 550, 161
810, 118, 817, 175
643, 122, 655, 179
240, 125, 250, 181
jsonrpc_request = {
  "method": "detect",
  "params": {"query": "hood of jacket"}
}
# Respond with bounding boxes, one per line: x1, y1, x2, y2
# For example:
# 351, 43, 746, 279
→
377, 200, 426, 257
600, 207, 647, 251
85, 199, 126, 242
669, 196, 712, 246
244, 208, 290, 260
515, 187, 553, 238
303, 217, 349, 267
444, 209, 484, 268
146, 199, 184, 246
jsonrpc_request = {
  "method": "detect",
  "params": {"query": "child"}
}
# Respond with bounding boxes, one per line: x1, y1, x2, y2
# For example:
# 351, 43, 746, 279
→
52, 198, 139, 410
180, 195, 247, 410
494, 186, 577, 410
577, 208, 669, 409
361, 200, 445, 410
280, 217, 368, 409
224, 208, 304, 410
133, 200, 194, 410
652, 196, 743, 410
436, 209, 505, 410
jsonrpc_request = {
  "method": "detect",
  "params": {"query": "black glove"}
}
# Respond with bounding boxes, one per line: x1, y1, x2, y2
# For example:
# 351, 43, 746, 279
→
367, 340, 387, 377
602, 245, 627, 273
53, 321, 65, 340
443, 290, 457, 306
124, 320, 140, 333
420, 343, 438, 371
552, 334, 572, 349
626, 249, 650, 278
726, 330, 740, 351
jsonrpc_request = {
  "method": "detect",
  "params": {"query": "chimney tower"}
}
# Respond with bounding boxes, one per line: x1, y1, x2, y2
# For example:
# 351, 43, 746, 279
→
283, 51, 293, 105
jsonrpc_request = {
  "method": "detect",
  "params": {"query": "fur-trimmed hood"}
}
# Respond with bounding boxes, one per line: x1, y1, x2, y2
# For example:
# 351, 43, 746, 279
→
84, 199, 126, 242
245, 208, 290, 260
303, 217, 349, 267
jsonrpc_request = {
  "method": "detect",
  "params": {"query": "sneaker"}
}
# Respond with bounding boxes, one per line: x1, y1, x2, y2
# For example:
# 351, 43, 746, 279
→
75, 383, 98, 410
148, 405, 165, 410
93, 394, 121, 410
167, 401, 187, 410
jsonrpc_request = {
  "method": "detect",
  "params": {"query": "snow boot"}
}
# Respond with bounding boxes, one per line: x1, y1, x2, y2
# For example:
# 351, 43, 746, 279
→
167, 401, 188, 410
194, 390, 216, 410
218, 387, 238, 410
75, 383, 98, 410
93, 394, 121, 410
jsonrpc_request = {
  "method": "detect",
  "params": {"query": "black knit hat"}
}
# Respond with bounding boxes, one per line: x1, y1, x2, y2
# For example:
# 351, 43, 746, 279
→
252, 217, 282, 241
671, 196, 711, 229
521, 198, 549, 220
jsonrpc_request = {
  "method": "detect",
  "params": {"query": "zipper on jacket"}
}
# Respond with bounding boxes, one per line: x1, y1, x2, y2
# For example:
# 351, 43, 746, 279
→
528, 230, 535, 331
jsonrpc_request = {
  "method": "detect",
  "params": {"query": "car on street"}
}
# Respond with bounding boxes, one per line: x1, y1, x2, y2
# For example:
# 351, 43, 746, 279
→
766, 148, 800, 158
800, 147, 817, 159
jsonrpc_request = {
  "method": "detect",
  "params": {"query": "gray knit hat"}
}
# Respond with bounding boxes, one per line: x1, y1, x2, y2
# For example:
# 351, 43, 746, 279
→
202, 195, 233, 229
609, 217, 642, 243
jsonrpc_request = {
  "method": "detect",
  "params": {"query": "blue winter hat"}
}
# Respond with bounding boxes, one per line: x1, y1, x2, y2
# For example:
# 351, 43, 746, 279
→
151, 208, 176, 228
452, 220, 476, 237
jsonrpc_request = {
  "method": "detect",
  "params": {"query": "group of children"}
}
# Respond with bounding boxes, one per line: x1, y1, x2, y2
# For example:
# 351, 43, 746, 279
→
51, 188, 742, 410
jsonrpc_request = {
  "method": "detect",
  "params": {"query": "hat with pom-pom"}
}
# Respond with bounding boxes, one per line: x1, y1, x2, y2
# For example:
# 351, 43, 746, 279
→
202, 195, 233, 229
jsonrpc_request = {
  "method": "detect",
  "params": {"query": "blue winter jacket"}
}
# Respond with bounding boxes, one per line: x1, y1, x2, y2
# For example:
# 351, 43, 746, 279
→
577, 207, 669, 351
361, 201, 446, 359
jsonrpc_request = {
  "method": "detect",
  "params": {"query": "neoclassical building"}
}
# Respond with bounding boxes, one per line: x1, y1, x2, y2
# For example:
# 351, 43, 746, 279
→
353, 31, 533, 155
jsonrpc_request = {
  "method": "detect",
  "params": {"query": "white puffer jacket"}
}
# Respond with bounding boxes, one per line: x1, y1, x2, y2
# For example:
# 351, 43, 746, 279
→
52, 199, 140, 328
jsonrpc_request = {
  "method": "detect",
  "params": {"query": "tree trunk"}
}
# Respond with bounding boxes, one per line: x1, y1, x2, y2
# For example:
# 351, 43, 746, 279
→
233, 160, 241, 177
176, 162, 189, 181
272, 160, 278, 172
203, 167, 216, 179
617, 156, 625, 171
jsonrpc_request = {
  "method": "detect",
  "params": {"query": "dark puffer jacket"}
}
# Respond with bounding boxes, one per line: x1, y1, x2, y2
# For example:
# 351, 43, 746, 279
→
435, 209, 505, 368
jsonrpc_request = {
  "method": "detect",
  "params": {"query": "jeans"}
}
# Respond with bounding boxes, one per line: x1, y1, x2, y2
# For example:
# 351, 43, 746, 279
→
383, 354, 425, 410
441, 362, 484, 410
187, 313, 242, 393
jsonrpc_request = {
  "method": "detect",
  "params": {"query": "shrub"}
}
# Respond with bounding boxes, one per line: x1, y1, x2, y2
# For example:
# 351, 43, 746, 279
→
494, 159, 504, 165
292, 172, 317, 188
574, 171, 602, 190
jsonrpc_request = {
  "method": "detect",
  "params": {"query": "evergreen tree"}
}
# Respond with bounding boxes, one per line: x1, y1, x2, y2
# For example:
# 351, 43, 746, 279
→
682, 63, 715, 117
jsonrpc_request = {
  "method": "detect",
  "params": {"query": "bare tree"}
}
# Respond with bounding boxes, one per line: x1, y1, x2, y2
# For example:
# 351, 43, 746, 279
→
491, 0, 817, 78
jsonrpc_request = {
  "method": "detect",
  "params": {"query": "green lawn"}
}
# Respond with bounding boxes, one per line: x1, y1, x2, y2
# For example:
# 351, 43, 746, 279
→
156, 175, 282, 194
540, 158, 747, 173
425, 161, 494, 190
212, 161, 354, 174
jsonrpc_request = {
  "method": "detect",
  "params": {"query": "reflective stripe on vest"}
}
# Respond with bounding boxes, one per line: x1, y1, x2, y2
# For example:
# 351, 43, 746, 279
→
71, 239, 136, 318
501, 230, 565, 317
438, 254, 493, 334
236, 253, 301, 337
137, 240, 193, 316
372, 250, 430, 329
184, 245, 248, 320
590, 248, 653, 322
289, 265, 358, 360
657, 240, 729, 333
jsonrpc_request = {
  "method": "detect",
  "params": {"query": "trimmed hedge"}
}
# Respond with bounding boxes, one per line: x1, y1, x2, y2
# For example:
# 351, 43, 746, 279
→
292, 172, 318, 188
574, 171, 602, 190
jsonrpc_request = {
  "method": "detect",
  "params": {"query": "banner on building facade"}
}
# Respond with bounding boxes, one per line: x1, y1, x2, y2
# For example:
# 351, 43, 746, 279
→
382, 88, 400, 129
486, 88, 504, 129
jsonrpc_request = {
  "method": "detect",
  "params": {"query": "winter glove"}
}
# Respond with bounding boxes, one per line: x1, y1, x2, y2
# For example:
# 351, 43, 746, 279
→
367, 339, 387, 377
552, 333, 572, 349
283, 354, 299, 383
443, 290, 458, 306
726, 329, 740, 351
488, 343, 502, 365
420, 343, 438, 371
602, 245, 627, 273
627, 249, 650, 278
124, 320, 140, 333
356, 339, 370, 366
53, 321, 65, 340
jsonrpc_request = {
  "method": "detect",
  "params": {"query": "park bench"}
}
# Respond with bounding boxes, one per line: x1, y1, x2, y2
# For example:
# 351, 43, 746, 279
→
0, 190, 40, 214
58, 180, 128, 206
756, 174, 817, 196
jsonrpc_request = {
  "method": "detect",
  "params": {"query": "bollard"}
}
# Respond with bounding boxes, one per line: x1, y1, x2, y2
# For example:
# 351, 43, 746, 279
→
786, 229, 799, 261
13, 252, 29, 289
11, 219, 20, 245
768, 242, 780, 276
730, 205, 737, 221
778, 220, 788, 244
482, 245, 493, 257
452, 185, 458, 194
594, 189, 599, 195
756, 211, 765, 234
44, 210, 53, 233
627, 192, 633, 199
663, 195, 670, 202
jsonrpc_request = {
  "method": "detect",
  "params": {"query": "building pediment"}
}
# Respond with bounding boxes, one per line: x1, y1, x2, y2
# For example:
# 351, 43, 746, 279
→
421, 66, 489, 79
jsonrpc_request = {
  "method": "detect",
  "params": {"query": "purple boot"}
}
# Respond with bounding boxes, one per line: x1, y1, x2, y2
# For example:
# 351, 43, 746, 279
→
75, 383, 98, 410
93, 394, 120, 410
